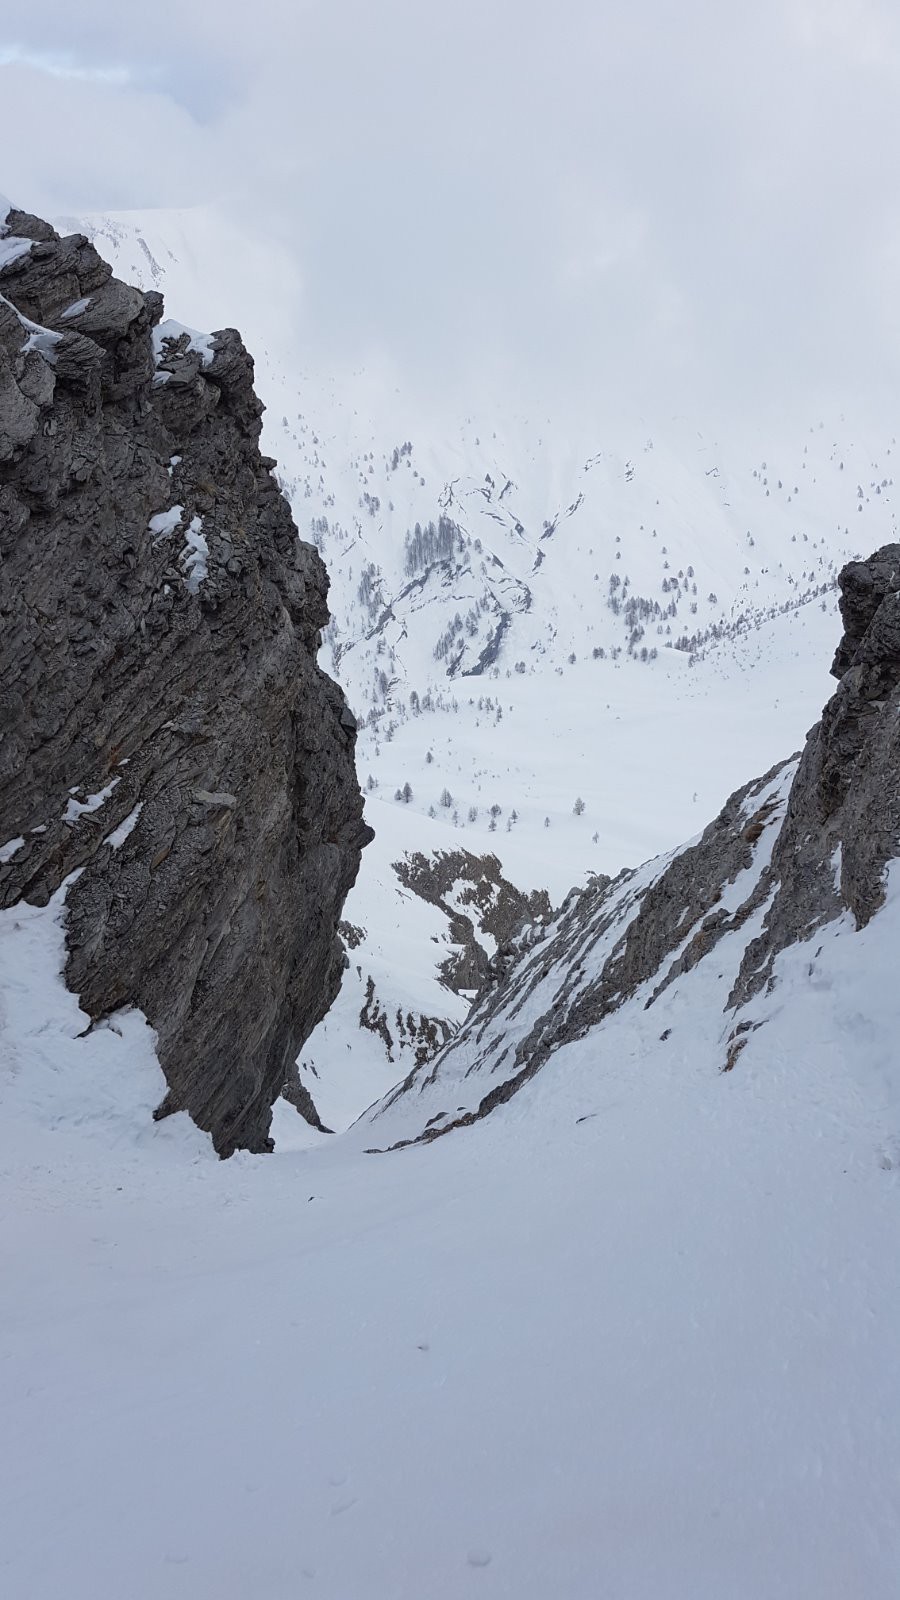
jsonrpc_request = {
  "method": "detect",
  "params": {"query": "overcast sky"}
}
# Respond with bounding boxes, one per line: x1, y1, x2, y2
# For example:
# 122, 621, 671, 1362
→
3, 0, 900, 424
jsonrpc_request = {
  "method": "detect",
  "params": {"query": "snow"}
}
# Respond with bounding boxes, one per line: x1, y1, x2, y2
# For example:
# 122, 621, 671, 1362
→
152, 316, 215, 368
22, 324, 63, 361
60, 294, 91, 318
0, 835, 24, 863
179, 515, 209, 594
148, 504, 184, 538
105, 803, 143, 850
2, 862, 900, 1597
0, 233, 33, 269
296, 798, 471, 1131
0, 883, 210, 1159
147, 507, 208, 591
63, 778, 119, 826
0, 290, 62, 363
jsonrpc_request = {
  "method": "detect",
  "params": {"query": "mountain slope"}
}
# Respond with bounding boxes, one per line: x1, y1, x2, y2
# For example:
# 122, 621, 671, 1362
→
3, 552, 900, 1592
61, 204, 900, 1125
364, 545, 900, 1151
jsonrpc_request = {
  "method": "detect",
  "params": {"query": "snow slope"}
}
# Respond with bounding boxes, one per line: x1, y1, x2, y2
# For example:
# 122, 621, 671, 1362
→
2, 821, 900, 1598
297, 798, 472, 1132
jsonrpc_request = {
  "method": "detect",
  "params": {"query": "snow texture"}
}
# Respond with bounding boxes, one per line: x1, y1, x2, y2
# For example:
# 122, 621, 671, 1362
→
179, 515, 209, 593
0, 233, 33, 269
0, 290, 62, 363
2, 858, 900, 1598
105, 803, 143, 850
62, 778, 120, 827
152, 316, 215, 367
148, 504, 184, 538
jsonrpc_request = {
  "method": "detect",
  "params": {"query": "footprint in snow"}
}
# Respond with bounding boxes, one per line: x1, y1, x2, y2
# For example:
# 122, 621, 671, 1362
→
467, 1549, 492, 1568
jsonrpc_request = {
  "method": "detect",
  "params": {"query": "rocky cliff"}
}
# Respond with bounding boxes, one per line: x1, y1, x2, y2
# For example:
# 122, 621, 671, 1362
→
0, 207, 372, 1155
727, 543, 900, 1006
366, 545, 900, 1147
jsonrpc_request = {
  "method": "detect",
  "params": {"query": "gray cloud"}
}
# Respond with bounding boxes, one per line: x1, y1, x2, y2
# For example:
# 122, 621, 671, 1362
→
3, 0, 900, 423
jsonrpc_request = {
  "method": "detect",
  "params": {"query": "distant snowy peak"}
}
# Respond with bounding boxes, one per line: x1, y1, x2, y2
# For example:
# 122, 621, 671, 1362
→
66, 209, 899, 710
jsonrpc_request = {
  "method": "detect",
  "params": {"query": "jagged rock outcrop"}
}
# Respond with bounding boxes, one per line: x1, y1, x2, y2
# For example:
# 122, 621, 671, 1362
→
0, 207, 372, 1155
729, 541, 900, 1006
392, 847, 552, 992
366, 546, 900, 1146
295, 845, 550, 1117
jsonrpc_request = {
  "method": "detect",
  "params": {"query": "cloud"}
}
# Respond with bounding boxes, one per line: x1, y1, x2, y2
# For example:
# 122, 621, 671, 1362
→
0, 62, 214, 212
2, 0, 900, 424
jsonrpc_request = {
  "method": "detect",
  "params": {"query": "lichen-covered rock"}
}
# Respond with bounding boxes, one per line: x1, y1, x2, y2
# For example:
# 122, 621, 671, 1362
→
0, 208, 372, 1155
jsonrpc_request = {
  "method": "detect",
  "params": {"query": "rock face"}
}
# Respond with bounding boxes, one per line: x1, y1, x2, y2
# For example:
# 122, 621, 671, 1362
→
0, 208, 372, 1155
367, 546, 900, 1146
392, 848, 553, 993
729, 541, 900, 1006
